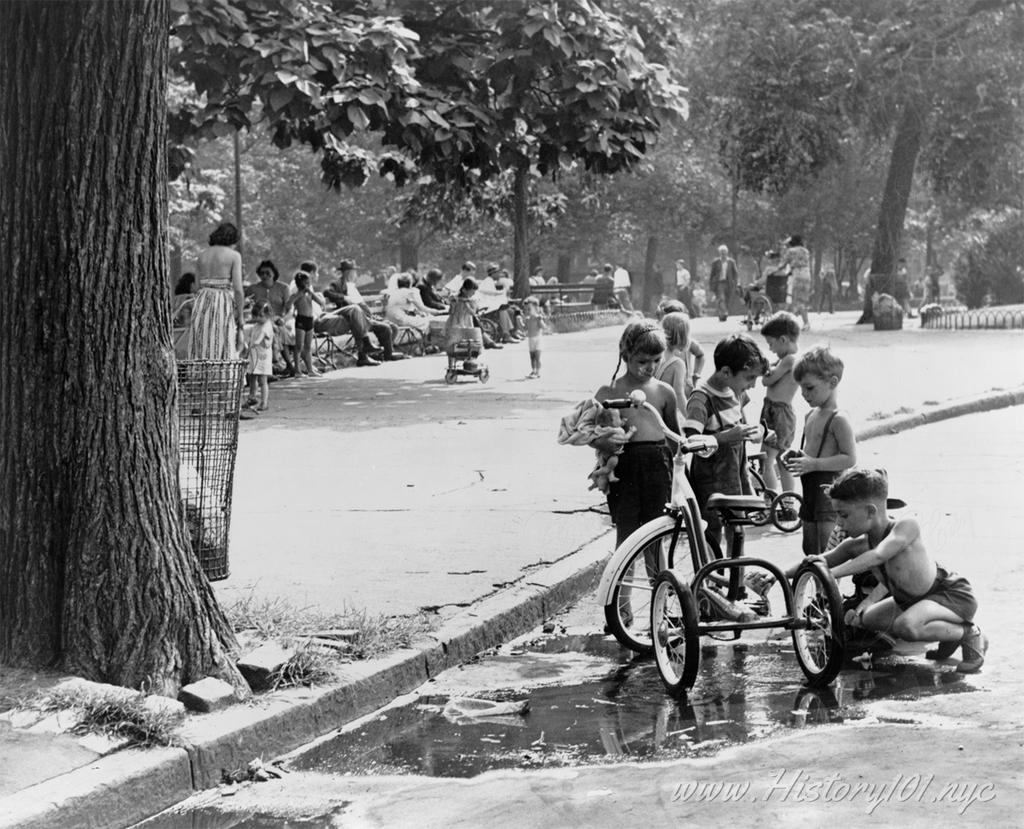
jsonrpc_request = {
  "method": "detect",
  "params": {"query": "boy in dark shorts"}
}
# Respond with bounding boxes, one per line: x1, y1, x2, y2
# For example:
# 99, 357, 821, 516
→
782, 346, 856, 555
759, 312, 801, 496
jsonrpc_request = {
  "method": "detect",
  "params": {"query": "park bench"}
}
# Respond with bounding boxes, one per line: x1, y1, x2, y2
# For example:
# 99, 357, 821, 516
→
528, 282, 597, 313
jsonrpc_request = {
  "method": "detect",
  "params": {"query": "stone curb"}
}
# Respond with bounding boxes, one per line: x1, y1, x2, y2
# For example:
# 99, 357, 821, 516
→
0, 532, 612, 828
7, 384, 1022, 828
854, 386, 1024, 442
177, 529, 611, 790
0, 746, 192, 829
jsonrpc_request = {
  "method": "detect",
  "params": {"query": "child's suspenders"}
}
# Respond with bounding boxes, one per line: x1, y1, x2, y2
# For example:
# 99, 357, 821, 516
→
800, 410, 839, 458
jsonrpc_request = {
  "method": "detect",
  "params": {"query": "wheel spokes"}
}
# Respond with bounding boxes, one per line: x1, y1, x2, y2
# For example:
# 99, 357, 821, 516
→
796, 583, 833, 666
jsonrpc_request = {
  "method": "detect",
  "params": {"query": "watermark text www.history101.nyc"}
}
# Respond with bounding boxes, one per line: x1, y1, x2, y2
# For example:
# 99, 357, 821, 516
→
671, 768, 996, 815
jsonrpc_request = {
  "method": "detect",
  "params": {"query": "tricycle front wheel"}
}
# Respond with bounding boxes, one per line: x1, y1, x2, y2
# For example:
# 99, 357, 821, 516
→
791, 560, 844, 686
651, 569, 700, 697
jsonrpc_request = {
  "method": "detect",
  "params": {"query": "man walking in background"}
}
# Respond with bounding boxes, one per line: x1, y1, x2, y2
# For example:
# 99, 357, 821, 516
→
675, 259, 694, 315
709, 245, 738, 321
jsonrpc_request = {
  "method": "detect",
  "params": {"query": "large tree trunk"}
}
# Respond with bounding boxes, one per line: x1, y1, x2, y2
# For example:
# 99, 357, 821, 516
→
511, 158, 530, 298
556, 252, 571, 283
398, 226, 419, 271
0, 0, 246, 696
641, 233, 659, 312
858, 98, 926, 323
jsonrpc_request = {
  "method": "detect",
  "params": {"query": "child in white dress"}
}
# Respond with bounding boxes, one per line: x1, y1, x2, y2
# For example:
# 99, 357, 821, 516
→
243, 301, 274, 412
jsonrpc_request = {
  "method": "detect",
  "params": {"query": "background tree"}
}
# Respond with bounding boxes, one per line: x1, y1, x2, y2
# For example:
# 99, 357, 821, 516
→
0, 0, 246, 694
171, 0, 687, 296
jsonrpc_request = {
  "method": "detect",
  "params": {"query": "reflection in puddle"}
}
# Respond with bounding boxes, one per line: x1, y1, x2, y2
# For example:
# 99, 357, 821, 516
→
291, 634, 974, 779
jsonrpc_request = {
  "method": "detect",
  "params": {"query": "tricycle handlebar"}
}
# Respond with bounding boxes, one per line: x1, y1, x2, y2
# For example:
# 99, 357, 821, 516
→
600, 393, 716, 457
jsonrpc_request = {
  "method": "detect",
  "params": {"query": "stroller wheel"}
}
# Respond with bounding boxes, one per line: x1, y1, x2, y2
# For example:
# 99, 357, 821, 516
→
444, 369, 457, 384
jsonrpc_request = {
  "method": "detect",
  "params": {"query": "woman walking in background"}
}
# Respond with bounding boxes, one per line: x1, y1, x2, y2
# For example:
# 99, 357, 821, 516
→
782, 235, 812, 331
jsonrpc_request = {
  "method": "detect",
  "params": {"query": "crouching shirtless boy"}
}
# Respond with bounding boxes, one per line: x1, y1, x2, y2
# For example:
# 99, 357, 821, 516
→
754, 468, 987, 672
817, 468, 987, 672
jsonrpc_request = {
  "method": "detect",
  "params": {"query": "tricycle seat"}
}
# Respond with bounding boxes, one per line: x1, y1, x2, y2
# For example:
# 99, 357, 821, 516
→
706, 493, 766, 512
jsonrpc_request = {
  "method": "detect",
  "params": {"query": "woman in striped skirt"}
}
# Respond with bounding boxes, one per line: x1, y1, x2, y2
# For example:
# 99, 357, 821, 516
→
188, 222, 245, 359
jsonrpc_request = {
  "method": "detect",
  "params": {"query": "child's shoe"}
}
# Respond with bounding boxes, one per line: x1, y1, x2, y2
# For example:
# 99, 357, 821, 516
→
956, 625, 988, 673
925, 638, 960, 660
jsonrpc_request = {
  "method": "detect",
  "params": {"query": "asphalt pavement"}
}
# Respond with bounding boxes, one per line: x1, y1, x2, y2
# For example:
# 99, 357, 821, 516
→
143, 406, 1024, 828
222, 310, 1024, 618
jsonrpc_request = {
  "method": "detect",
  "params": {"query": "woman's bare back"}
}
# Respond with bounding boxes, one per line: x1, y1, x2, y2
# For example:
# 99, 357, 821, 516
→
197, 246, 241, 287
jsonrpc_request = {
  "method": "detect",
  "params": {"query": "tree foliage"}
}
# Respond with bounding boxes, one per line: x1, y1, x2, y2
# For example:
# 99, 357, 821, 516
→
954, 212, 1024, 307
170, 0, 687, 292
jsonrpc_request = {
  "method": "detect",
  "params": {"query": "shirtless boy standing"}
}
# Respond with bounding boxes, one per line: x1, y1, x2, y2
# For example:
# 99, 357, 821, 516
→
759, 312, 801, 495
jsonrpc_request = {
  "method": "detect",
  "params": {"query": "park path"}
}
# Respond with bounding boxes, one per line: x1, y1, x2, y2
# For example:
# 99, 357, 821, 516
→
221, 311, 1024, 619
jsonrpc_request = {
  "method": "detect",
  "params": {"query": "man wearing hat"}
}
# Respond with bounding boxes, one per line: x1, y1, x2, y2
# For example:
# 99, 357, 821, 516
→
478, 262, 521, 343
320, 259, 404, 365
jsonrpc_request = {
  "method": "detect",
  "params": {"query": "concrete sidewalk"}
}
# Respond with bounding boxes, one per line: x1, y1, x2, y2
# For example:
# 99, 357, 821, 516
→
1, 312, 1022, 828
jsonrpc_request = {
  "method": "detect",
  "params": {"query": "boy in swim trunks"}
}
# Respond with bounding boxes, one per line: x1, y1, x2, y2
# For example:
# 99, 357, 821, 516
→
759, 312, 801, 496
811, 468, 986, 673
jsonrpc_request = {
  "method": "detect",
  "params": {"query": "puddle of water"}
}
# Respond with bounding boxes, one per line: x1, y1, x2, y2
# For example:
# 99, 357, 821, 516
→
290, 634, 973, 779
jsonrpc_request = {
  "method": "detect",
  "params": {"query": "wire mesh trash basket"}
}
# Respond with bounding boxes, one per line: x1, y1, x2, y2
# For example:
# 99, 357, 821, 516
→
177, 359, 246, 581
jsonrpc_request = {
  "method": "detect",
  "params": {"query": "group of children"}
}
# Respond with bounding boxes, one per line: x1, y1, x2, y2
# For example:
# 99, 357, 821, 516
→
588, 311, 987, 674
238, 271, 326, 414
241, 274, 552, 415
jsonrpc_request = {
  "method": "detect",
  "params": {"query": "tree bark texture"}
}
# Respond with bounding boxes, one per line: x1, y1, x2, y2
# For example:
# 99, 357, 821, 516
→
860, 98, 926, 322
0, 0, 245, 695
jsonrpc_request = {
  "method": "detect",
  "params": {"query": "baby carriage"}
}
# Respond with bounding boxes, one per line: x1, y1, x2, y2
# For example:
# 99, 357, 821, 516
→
742, 282, 773, 330
445, 327, 490, 384
765, 269, 789, 307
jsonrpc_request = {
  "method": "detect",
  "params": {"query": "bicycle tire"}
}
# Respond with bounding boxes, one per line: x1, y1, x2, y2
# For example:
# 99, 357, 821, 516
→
479, 317, 500, 342
603, 519, 701, 654
651, 570, 700, 696
791, 560, 845, 686
770, 491, 803, 532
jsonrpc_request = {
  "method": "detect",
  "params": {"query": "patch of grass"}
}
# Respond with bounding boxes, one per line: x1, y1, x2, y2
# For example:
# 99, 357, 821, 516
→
223, 592, 436, 664
32, 686, 183, 748
269, 645, 338, 690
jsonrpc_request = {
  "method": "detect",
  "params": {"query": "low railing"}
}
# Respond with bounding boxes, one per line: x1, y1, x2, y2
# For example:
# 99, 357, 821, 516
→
920, 305, 1024, 330
546, 307, 630, 333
